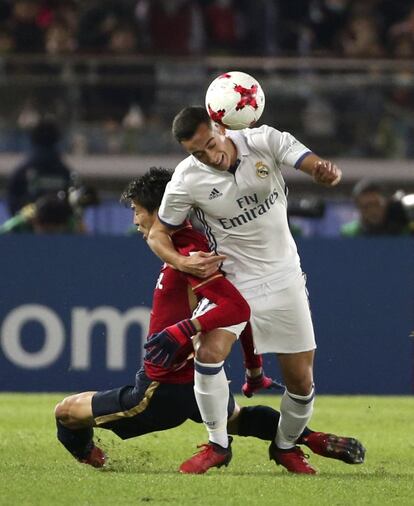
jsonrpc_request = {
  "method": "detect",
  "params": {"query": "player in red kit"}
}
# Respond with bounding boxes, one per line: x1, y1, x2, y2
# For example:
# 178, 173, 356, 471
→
54, 167, 365, 474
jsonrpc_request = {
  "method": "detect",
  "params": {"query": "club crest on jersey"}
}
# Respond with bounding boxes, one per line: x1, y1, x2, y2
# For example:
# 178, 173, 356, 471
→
255, 161, 269, 179
208, 187, 223, 200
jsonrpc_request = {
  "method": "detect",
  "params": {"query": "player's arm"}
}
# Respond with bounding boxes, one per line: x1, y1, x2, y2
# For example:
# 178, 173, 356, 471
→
298, 153, 342, 187
148, 218, 226, 278
190, 274, 251, 332
263, 125, 342, 187
148, 174, 225, 278
147, 217, 186, 267
144, 274, 250, 368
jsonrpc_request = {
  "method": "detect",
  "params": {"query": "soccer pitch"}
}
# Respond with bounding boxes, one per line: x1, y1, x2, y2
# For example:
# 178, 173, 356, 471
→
1, 394, 413, 506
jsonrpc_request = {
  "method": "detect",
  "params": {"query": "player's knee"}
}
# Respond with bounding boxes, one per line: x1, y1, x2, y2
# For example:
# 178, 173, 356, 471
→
196, 329, 235, 363
54, 402, 62, 420
55, 395, 83, 425
196, 347, 218, 363
285, 376, 314, 396
195, 342, 225, 363
54, 397, 72, 422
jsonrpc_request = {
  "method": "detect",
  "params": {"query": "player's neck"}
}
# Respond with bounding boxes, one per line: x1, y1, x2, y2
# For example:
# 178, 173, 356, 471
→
227, 138, 238, 168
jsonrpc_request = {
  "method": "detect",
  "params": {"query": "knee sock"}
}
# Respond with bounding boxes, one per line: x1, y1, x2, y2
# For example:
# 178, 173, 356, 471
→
194, 359, 229, 448
56, 420, 94, 460
275, 386, 315, 450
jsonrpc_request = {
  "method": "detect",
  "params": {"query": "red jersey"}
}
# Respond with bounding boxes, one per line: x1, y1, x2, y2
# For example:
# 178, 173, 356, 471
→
144, 223, 211, 384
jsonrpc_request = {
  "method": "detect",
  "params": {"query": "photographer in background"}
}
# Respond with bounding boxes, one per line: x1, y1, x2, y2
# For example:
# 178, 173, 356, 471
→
341, 179, 413, 237
0, 193, 75, 235
0, 186, 99, 235
6, 117, 75, 216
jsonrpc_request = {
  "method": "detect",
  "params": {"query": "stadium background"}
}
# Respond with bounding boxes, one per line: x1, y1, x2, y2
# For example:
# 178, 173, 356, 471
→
0, 0, 413, 395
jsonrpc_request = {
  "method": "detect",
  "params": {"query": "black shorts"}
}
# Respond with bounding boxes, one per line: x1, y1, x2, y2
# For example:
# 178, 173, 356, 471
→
92, 368, 235, 440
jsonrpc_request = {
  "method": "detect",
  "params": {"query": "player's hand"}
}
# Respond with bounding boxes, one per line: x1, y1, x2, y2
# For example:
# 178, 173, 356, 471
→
179, 251, 226, 278
312, 160, 342, 187
241, 374, 285, 398
144, 320, 196, 368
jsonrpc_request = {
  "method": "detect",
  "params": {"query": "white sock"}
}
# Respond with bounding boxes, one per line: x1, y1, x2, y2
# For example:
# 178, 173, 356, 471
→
194, 359, 229, 448
275, 386, 315, 450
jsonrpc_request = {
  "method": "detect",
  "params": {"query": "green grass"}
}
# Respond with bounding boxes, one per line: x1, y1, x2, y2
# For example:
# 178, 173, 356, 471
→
1, 394, 413, 506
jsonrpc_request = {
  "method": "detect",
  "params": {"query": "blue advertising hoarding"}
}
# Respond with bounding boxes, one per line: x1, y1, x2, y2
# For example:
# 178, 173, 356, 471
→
0, 235, 412, 394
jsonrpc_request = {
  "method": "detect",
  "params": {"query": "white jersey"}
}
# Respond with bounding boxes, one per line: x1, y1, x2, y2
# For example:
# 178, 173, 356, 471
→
158, 125, 312, 291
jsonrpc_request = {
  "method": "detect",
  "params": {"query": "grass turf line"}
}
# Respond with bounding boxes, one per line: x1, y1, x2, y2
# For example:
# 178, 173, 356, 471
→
1, 394, 413, 506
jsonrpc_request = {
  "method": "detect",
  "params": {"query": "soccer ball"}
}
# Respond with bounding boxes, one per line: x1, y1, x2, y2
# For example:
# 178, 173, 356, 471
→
205, 71, 265, 130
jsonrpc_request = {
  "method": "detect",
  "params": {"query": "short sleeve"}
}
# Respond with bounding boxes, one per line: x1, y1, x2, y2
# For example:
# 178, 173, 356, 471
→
261, 125, 312, 169
158, 175, 194, 228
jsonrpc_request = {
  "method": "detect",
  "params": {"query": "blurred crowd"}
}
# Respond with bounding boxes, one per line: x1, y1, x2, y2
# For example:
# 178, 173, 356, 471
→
0, 0, 414, 159
0, 1, 414, 235
1, 0, 414, 58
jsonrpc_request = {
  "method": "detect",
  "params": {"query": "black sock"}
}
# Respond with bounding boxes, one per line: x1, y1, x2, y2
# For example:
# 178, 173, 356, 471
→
237, 406, 280, 441
56, 420, 94, 460
237, 406, 314, 443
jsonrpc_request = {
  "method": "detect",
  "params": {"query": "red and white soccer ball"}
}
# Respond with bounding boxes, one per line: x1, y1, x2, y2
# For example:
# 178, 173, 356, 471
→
205, 71, 265, 130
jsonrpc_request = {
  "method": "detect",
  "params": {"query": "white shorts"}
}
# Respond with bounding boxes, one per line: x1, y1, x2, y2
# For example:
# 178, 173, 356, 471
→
192, 298, 247, 339
240, 272, 316, 354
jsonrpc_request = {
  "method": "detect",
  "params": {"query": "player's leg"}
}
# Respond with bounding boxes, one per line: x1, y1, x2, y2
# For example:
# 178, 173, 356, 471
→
246, 272, 317, 474
300, 431, 366, 464
92, 370, 201, 440
182, 380, 237, 475
228, 403, 365, 465
179, 325, 240, 474
190, 298, 246, 450
227, 403, 279, 439
193, 328, 236, 447
55, 391, 96, 428
271, 277, 316, 470
55, 371, 200, 469
239, 323, 284, 397
265, 350, 318, 474
275, 349, 315, 449
54, 391, 105, 467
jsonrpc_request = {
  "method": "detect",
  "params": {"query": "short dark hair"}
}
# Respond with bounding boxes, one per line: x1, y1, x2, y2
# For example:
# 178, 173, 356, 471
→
352, 179, 384, 200
121, 167, 173, 213
172, 106, 211, 142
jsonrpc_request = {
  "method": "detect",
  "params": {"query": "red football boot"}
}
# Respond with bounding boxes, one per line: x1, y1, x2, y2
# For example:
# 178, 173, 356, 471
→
179, 437, 232, 474
301, 432, 366, 464
269, 440, 317, 474
78, 445, 106, 468
241, 373, 284, 398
